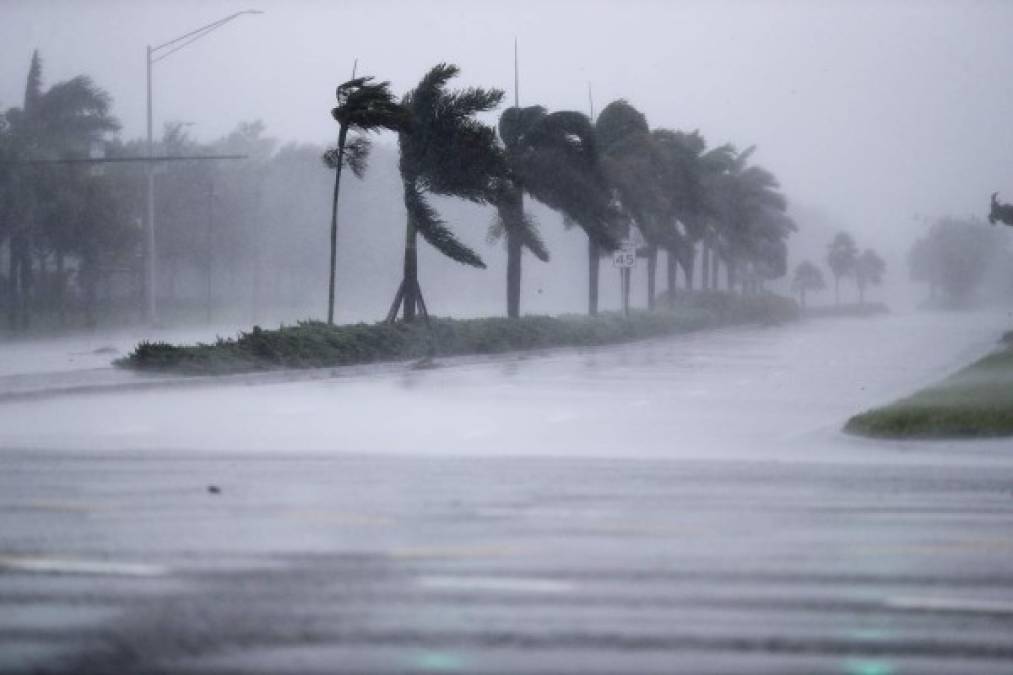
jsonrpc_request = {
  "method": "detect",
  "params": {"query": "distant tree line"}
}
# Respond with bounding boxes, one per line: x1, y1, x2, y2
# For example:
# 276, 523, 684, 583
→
909, 216, 1013, 305
789, 231, 886, 308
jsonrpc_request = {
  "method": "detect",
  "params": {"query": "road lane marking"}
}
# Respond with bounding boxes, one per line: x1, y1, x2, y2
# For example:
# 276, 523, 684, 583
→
389, 545, 520, 560
415, 575, 574, 594
884, 596, 1013, 615
0, 555, 168, 577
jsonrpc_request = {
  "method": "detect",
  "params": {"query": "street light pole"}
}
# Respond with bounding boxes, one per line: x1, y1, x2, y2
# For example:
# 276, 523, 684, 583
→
144, 9, 262, 325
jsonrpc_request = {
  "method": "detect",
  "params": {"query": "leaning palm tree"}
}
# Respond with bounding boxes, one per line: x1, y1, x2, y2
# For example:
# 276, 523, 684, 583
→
324, 76, 410, 324
492, 105, 617, 317
596, 100, 670, 310
711, 147, 792, 293
386, 64, 504, 323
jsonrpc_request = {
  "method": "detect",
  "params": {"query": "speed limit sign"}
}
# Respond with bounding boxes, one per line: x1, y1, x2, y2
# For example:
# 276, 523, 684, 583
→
612, 242, 636, 268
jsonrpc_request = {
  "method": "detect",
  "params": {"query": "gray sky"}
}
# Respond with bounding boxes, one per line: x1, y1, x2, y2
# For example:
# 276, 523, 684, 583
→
3, 0, 1013, 263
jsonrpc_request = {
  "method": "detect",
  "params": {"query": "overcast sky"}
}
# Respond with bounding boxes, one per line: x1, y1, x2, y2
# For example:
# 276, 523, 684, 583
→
3, 0, 1013, 260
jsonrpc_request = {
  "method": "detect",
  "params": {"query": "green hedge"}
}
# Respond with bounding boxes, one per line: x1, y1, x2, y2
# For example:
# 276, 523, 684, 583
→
118, 292, 799, 376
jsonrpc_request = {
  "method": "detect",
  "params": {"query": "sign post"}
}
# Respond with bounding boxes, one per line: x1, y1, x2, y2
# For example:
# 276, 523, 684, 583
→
612, 240, 636, 317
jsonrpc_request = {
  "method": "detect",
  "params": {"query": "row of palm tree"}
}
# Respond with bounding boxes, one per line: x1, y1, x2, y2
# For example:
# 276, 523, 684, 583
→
325, 63, 797, 324
791, 232, 886, 308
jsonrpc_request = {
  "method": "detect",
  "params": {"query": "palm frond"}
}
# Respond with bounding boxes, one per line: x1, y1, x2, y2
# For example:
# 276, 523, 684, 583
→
405, 181, 485, 268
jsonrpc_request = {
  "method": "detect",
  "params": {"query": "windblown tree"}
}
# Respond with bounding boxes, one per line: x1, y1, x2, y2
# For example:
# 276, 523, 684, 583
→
854, 248, 886, 304
826, 231, 858, 305
989, 192, 1013, 226
596, 100, 669, 310
323, 76, 409, 324
491, 105, 617, 317
2, 50, 119, 330
711, 147, 794, 294
651, 129, 735, 302
387, 64, 504, 322
908, 218, 1005, 304
791, 260, 825, 309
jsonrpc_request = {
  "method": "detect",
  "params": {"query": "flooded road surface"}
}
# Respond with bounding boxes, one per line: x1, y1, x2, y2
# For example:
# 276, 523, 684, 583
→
1, 310, 1012, 673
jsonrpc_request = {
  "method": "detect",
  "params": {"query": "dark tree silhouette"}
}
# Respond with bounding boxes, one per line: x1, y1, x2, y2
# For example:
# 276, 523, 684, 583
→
2, 50, 119, 330
492, 106, 616, 317
791, 260, 826, 309
826, 231, 858, 305
387, 64, 503, 323
989, 192, 1013, 226
855, 248, 886, 304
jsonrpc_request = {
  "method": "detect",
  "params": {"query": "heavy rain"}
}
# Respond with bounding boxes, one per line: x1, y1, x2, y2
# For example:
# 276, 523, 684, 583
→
2, 1, 1013, 673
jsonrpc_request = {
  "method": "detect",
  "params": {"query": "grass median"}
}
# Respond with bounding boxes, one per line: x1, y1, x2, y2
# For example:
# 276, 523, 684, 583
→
116, 291, 799, 376
845, 331, 1013, 439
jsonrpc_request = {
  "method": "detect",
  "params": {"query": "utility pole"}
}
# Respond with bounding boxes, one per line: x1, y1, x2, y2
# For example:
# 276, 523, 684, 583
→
144, 9, 262, 325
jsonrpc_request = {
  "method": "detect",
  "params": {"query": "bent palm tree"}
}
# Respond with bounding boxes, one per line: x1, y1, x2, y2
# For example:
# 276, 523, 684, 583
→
387, 64, 504, 322
324, 76, 409, 324
596, 100, 669, 309
493, 106, 616, 317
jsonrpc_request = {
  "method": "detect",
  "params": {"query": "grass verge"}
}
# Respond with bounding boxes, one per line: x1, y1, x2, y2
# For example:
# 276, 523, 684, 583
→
117, 291, 799, 376
845, 331, 1013, 438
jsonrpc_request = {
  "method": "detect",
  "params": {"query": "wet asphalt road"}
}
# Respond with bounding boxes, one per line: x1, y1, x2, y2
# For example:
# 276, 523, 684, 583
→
2, 451, 1013, 674
3, 312, 1013, 674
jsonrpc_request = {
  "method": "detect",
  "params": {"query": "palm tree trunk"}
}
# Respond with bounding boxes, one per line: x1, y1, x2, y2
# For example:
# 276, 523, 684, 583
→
588, 239, 599, 316
646, 244, 657, 310
327, 125, 349, 325
56, 249, 66, 326
622, 267, 631, 316
705, 242, 713, 289
501, 190, 524, 319
683, 245, 695, 291
726, 258, 736, 293
6, 238, 16, 330
402, 215, 418, 322
834, 276, 840, 305
711, 253, 720, 290
666, 248, 677, 308
506, 229, 522, 318
12, 231, 32, 331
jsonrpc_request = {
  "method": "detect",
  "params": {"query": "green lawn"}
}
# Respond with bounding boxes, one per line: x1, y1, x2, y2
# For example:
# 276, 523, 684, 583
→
845, 332, 1013, 438
117, 292, 799, 376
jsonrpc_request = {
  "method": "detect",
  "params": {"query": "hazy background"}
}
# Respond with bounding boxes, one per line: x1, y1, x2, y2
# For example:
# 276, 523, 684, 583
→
3, 0, 1013, 322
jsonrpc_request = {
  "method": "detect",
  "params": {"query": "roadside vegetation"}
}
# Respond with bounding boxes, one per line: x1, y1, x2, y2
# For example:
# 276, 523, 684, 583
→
117, 291, 799, 375
845, 331, 1013, 438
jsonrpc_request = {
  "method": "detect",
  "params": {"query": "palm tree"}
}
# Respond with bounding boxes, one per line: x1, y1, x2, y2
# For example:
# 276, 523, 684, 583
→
791, 260, 826, 309
3, 51, 119, 330
596, 100, 669, 310
650, 129, 736, 303
324, 76, 409, 324
826, 231, 858, 305
387, 64, 503, 322
855, 248, 886, 304
492, 106, 616, 317
711, 147, 792, 293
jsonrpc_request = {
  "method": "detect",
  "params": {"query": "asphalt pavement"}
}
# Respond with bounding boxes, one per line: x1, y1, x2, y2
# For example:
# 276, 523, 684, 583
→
2, 452, 1013, 674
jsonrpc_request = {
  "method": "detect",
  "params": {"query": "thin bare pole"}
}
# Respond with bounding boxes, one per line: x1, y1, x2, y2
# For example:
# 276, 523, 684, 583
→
351, 57, 358, 79
514, 38, 519, 107
588, 81, 594, 120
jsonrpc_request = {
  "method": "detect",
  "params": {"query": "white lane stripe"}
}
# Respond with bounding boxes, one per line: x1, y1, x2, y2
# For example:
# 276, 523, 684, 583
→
0, 555, 168, 577
885, 596, 1013, 615
416, 575, 574, 594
